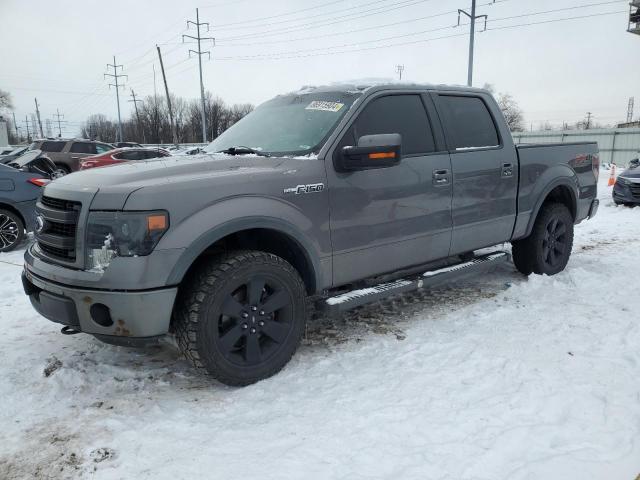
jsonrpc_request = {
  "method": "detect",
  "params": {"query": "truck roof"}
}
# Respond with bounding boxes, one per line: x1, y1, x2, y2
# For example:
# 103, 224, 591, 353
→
284, 82, 489, 97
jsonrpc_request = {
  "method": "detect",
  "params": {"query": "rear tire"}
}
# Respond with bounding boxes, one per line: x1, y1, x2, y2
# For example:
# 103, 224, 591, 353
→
173, 250, 307, 386
53, 164, 71, 177
0, 209, 25, 252
511, 202, 574, 276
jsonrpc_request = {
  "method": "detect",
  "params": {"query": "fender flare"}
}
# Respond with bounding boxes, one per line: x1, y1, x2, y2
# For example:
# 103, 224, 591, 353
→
524, 177, 578, 238
165, 216, 323, 291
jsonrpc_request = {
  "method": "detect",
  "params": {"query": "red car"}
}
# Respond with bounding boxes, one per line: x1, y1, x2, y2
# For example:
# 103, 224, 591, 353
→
79, 147, 170, 170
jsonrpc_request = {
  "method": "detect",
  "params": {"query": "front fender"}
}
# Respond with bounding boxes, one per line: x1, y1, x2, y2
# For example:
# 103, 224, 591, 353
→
161, 195, 330, 290
513, 163, 579, 240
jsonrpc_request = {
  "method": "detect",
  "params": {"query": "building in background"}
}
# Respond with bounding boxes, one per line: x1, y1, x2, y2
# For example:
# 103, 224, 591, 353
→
0, 116, 9, 147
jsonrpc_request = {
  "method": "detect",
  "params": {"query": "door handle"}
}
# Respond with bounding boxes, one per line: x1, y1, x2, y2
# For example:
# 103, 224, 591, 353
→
432, 169, 451, 186
501, 163, 513, 178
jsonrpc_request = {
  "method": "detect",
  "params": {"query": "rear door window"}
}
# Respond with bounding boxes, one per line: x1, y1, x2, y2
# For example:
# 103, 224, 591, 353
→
40, 141, 66, 153
351, 94, 436, 155
70, 142, 96, 154
436, 95, 500, 150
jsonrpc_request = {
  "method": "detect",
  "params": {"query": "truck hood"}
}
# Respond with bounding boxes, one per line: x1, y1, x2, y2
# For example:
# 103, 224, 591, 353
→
54, 153, 293, 188
45, 153, 318, 210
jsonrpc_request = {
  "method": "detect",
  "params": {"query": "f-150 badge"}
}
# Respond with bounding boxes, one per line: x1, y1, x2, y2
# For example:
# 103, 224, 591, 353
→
283, 183, 325, 195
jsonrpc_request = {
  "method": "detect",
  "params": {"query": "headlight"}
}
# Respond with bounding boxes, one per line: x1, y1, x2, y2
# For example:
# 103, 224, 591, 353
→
86, 211, 169, 271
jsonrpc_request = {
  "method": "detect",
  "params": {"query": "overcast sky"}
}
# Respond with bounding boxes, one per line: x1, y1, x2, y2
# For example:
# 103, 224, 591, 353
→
1, 0, 638, 137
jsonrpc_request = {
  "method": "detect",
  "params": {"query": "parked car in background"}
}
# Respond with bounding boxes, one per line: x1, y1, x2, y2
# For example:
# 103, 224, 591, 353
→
0, 150, 56, 252
29, 138, 114, 175
114, 142, 144, 148
79, 147, 171, 170
0, 145, 30, 164
174, 146, 204, 156
613, 159, 640, 206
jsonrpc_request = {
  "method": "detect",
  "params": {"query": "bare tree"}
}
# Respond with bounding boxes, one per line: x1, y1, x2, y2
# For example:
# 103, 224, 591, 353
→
482, 84, 525, 132
0, 89, 13, 111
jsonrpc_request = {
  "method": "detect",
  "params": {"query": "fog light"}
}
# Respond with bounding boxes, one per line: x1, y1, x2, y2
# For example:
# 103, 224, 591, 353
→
90, 303, 113, 327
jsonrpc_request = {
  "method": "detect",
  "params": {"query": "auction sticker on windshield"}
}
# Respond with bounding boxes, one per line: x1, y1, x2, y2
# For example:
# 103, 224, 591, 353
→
305, 101, 344, 112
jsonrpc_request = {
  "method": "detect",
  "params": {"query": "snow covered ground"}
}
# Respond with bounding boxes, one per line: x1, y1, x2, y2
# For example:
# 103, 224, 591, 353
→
1, 175, 639, 480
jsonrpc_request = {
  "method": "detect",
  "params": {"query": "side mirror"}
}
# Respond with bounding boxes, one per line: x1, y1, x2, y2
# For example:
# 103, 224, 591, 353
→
629, 158, 640, 169
338, 133, 402, 172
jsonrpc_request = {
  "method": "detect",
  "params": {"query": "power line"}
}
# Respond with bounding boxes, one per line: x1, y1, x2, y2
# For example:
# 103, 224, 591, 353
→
458, 0, 494, 87
213, 9, 626, 61
214, 0, 410, 31
217, 0, 438, 42
202, 0, 345, 26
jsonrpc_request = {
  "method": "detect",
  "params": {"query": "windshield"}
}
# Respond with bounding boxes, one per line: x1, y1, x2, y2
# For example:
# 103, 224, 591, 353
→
204, 91, 361, 156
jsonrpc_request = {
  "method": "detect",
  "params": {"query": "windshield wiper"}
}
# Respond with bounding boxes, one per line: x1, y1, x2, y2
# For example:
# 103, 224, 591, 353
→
216, 146, 270, 157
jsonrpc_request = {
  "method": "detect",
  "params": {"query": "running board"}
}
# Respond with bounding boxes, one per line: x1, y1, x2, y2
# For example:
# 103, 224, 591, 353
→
322, 251, 510, 315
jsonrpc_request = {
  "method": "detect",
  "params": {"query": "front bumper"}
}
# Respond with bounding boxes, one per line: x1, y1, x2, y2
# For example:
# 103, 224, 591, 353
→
613, 183, 640, 204
22, 266, 177, 346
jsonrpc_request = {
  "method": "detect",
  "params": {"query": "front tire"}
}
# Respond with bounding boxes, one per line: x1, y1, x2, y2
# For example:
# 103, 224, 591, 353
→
511, 202, 574, 276
174, 250, 307, 386
0, 209, 25, 252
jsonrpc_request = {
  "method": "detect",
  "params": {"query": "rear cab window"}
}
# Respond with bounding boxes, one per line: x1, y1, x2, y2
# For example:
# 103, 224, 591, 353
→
40, 141, 66, 153
436, 95, 500, 151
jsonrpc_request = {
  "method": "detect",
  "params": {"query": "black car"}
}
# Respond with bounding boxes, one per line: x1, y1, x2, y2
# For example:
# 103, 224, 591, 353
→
0, 150, 57, 252
613, 159, 640, 206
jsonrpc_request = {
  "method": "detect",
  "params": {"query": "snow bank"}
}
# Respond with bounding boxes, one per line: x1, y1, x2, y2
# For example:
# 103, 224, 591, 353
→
0, 177, 639, 479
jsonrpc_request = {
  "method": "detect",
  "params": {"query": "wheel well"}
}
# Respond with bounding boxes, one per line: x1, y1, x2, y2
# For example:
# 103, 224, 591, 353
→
0, 203, 26, 229
183, 228, 317, 294
542, 185, 576, 220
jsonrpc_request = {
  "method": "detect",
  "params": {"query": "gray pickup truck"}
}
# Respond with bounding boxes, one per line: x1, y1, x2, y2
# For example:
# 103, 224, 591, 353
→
22, 83, 600, 385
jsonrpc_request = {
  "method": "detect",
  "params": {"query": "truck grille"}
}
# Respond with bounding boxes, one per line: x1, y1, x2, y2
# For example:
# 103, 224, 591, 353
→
36, 196, 82, 262
628, 183, 640, 199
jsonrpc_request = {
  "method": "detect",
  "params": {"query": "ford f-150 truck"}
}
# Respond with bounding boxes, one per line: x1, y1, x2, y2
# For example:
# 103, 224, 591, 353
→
22, 83, 600, 386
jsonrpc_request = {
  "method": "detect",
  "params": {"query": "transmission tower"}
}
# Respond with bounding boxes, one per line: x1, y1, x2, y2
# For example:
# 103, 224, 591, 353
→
627, 97, 635, 123
396, 65, 405, 81
183, 8, 215, 143
104, 56, 128, 142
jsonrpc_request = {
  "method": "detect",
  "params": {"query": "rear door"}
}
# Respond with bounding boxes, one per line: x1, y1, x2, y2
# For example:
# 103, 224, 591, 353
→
39, 140, 67, 164
327, 92, 453, 286
432, 92, 517, 254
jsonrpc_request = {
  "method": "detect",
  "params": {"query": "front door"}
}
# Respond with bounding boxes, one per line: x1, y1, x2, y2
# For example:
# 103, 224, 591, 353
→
327, 93, 453, 286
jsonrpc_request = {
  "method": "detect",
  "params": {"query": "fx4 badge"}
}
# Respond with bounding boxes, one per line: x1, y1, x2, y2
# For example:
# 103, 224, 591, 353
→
283, 183, 325, 195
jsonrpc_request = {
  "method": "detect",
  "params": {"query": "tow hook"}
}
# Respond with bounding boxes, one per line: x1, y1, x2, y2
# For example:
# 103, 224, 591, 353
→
61, 326, 81, 335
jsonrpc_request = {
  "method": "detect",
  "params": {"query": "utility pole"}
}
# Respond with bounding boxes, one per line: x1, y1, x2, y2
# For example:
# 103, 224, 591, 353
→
53, 109, 65, 137
585, 112, 593, 130
627, 97, 635, 123
128, 89, 145, 143
183, 8, 215, 143
11, 111, 19, 139
396, 64, 405, 81
104, 56, 127, 143
458, 0, 494, 86
23, 116, 31, 142
156, 45, 178, 145
34, 98, 44, 137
